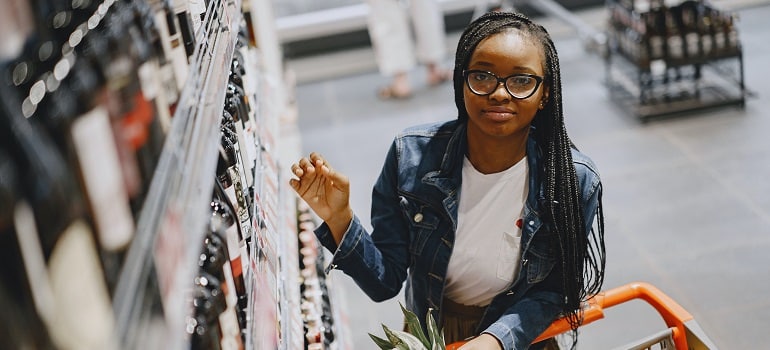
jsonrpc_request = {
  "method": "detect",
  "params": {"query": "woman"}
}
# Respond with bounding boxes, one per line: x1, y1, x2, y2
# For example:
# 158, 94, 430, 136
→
289, 11, 606, 350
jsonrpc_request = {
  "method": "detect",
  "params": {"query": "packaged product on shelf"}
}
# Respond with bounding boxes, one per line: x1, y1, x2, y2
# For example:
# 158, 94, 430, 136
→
2, 77, 117, 350
1, 0, 339, 348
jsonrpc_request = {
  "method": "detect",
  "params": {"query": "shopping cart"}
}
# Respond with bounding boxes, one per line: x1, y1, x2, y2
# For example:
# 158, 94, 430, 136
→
447, 282, 718, 350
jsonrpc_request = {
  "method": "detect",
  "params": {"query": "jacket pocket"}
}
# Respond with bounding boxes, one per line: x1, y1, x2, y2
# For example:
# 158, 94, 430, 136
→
496, 230, 522, 282
525, 232, 557, 284
398, 195, 440, 255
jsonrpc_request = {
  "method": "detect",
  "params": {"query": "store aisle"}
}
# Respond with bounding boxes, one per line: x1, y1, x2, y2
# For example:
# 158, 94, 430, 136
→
292, 4, 770, 348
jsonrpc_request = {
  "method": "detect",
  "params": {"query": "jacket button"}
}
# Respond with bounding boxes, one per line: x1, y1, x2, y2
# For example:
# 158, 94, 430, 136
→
414, 213, 423, 223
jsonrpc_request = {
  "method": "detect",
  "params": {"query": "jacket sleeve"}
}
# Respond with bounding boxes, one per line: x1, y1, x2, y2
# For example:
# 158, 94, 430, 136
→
481, 289, 563, 350
313, 140, 410, 302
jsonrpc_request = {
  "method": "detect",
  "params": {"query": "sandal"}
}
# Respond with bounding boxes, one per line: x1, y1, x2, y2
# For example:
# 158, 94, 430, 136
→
427, 69, 452, 87
377, 85, 413, 100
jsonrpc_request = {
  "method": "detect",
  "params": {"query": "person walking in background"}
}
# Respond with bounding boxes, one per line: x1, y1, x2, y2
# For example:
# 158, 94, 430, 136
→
290, 11, 606, 349
367, 0, 452, 99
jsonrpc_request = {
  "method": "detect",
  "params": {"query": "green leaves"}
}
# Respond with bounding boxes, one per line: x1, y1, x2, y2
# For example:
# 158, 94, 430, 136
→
426, 307, 444, 350
368, 303, 446, 350
402, 303, 430, 348
370, 334, 395, 350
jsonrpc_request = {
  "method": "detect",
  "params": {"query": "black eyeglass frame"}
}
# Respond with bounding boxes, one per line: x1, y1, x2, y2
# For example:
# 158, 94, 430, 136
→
463, 70, 545, 99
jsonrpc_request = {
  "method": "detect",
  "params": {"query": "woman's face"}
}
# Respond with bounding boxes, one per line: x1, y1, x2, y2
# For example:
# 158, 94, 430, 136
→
463, 30, 548, 141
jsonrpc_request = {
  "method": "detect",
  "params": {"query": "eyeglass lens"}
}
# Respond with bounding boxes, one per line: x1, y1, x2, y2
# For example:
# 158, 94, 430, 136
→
466, 71, 540, 99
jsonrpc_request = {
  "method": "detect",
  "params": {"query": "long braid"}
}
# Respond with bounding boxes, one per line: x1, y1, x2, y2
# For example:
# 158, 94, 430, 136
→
453, 12, 607, 348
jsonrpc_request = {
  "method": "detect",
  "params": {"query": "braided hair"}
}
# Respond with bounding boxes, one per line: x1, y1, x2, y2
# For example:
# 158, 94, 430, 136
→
453, 11, 606, 347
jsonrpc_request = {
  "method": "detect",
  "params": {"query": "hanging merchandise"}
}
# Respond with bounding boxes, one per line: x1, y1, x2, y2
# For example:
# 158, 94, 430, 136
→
604, 0, 747, 121
0, 0, 348, 349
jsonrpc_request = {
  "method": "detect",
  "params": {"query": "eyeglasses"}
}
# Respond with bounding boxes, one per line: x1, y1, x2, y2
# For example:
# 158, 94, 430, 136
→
463, 70, 544, 99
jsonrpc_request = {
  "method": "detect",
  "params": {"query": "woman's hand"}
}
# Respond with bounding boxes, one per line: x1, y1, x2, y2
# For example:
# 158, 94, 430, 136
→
289, 153, 352, 244
457, 334, 503, 350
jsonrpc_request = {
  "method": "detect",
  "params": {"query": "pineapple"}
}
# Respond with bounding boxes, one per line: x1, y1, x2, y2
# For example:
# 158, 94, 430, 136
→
369, 303, 446, 350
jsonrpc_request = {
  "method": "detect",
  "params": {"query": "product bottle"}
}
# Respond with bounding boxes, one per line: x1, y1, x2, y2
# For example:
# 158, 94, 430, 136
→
219, 113, 253, 254
1, 74, 117, 350
210, 197, 249, 316
710, 8, 726, 55
190, 273, 225, 350
723, 12, 739, 55
647, 1, 666, 61
0, 146, 57, 350
664, 3, 684, 61
29, 35, 136, 292
679, 1, 701, 59
201, 228, 246, 331
696, 2, 714, 58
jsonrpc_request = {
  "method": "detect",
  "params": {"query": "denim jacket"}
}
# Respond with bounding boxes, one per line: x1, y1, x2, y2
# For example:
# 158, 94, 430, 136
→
314, 119, 602, 349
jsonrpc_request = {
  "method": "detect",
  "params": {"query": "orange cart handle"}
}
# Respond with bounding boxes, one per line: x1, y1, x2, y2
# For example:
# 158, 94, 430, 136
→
448, 282, 694, 350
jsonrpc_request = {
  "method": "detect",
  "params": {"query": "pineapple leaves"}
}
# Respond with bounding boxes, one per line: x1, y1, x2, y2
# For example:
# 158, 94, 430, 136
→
426, 308, 446, 350
401, 303, 430, 348
384, 327, 428, 350
369, 333, 396, 350
369, 304, 447, 350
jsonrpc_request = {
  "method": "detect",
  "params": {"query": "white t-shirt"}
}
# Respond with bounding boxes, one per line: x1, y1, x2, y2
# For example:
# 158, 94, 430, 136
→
443, 156, 528, 307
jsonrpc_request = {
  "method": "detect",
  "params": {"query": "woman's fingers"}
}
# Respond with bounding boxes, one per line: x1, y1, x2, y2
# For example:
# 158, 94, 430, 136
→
290, 154, 332, 196
289, 178, 300, 191
292, 156, 320, 180
319, 162, 349, 191
309, 152, 324, 164
289, 154, 352, 227
291, 162, 304, 177
298, 157, 314, 172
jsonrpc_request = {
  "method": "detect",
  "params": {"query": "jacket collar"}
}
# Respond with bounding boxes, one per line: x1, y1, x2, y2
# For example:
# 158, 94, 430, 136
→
422, 121, 546, 224
420, 120, 466, 196
425, 121, 543, 188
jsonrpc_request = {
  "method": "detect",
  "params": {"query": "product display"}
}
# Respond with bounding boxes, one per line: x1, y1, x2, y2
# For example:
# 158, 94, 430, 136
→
0, 0, 345, 349
605, 0, 746, 120
297, 206, 346, 350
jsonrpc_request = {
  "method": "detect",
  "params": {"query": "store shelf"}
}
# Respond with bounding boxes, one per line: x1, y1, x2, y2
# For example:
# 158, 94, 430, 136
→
605, 48, 746, 120
604, 0, 748, 121
1, 0, 348, 349
112, 0, 242, 348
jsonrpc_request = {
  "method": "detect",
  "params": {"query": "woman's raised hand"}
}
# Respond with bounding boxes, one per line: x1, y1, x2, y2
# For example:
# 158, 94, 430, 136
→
289, 153, 353, 244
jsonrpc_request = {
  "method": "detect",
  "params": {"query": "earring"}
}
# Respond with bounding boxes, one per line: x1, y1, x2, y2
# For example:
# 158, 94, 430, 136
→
538, 101, 544, 110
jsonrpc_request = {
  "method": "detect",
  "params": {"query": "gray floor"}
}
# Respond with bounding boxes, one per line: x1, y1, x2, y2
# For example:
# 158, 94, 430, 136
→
291, 4, 770, 349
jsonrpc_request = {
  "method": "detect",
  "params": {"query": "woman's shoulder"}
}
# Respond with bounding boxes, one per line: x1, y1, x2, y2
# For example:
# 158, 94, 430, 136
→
570, 147, 601, 190
389, 120, 462, 177
397, 119, 460, 139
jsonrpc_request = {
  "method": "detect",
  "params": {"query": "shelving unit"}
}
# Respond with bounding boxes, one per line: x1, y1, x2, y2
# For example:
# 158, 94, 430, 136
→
113, 0, 244, 347
604, 0, 747, 121
0, 0, 348, 349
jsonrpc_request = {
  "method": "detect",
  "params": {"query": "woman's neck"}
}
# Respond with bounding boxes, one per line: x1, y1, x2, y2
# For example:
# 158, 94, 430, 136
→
465, 131, 528, 174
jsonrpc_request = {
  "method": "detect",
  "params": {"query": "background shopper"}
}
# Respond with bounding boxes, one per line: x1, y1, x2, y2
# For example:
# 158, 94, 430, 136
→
366, 0, 451, 99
